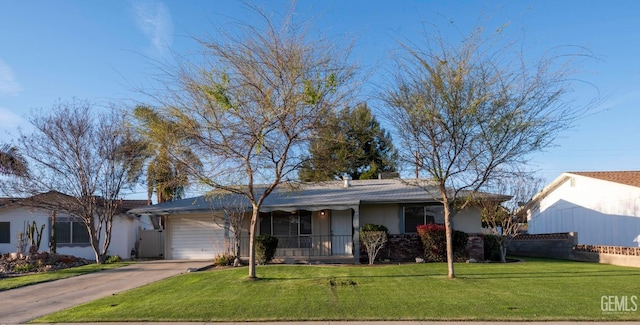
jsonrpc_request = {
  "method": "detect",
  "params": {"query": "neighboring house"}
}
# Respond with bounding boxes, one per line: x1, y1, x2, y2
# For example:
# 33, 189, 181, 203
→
524, 171, 640, 247
128, 178, 507, 262
0, 193, 152, 260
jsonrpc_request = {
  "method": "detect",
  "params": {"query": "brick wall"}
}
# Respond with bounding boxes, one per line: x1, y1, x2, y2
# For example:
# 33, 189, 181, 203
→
359, 233, 482, 263
508, 232, 578, 259
360, 234, 423, 263
467, 234, 484, 261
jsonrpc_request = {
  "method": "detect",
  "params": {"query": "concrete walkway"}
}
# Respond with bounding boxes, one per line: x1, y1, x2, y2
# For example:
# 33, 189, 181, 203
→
0, 260, 212, 324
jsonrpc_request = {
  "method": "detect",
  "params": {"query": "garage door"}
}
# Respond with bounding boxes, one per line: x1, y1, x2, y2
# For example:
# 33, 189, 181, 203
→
169, 214, 227, 260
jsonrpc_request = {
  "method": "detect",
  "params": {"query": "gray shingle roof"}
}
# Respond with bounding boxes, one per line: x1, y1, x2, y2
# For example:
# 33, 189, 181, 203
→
127, 179, 505, 215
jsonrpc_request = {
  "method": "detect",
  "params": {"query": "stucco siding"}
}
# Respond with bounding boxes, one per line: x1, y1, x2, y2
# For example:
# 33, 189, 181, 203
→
0, 207, 51, 255
107, 215, 139, 258
453, 206, 483, 234
360, 204, 400, 233
0, 206, 143, 260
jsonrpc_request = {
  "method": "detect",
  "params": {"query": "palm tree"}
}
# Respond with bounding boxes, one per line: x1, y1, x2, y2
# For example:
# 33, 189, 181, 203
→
0, 144, 27, 177
133, 105, 200, 204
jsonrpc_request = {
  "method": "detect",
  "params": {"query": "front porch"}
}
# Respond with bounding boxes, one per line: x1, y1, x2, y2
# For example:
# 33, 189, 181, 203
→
239, 234, 355, 263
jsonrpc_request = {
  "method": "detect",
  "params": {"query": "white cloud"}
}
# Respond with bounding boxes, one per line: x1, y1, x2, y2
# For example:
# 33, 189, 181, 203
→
133, 0, 174, 56
0, 107, 30, 142
0, 59, 22, 96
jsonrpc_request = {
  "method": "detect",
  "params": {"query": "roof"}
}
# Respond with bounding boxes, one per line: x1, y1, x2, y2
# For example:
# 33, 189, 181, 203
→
127, 178, 510, 216
116, 200, 149, 213
569, 171, 640, 188
0, 191, 149, 214
524, 170, 640, 210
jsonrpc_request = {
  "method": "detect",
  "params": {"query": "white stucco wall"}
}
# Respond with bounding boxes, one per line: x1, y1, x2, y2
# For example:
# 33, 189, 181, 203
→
0, 206, 145, 260
527, 174, 640, 247
0, 207, 50, 255
453, 206, 483, 234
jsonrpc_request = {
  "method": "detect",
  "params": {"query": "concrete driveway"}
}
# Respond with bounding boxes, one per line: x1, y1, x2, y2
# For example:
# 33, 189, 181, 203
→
0, 260, 212, 324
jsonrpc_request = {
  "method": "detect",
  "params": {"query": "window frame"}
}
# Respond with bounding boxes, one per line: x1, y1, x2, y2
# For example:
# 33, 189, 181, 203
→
259, 210, 313, 248
0, 221, 10, 244
55, 217, 90, 246
403, 206, 436, 234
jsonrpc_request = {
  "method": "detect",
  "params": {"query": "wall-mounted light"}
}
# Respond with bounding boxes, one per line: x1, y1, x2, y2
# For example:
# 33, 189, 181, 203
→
320, 210, 326, 216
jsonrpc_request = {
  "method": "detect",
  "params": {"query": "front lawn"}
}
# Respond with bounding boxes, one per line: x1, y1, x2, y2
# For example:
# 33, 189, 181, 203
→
0, 262, 132, 291
35, 258, 640, 322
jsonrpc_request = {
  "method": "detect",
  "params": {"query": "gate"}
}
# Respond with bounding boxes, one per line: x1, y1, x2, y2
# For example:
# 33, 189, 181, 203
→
139, 229, 165, 258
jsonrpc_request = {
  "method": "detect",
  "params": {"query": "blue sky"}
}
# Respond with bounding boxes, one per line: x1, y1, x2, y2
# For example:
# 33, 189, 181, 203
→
1, 0, 639, 198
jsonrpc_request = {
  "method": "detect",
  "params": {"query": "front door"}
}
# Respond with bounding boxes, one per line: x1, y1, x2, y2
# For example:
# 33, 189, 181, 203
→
331, 209, 353, 255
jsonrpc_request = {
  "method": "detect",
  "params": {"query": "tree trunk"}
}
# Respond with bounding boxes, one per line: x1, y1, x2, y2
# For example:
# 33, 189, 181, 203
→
500, 243, 507, 263
442, 198, 455, 279
49, 210, 57, 254
247, 206, 259, 279
235, 232, 241, 258
86, 219, 103, 264
91, 236, 103, 264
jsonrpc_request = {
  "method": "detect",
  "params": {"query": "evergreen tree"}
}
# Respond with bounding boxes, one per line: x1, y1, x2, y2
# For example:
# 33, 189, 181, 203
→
299, 103, 398, 181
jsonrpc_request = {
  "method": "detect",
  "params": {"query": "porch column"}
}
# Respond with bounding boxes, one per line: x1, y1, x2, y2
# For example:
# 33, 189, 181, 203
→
352, 205, 360, 262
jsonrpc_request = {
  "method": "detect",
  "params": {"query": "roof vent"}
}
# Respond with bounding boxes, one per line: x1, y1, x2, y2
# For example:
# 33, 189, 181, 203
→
343, 175, 352, 188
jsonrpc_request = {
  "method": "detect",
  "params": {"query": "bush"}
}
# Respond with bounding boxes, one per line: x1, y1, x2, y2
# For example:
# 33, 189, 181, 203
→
105, 255, 122, 264
416, 224, 468, 262
255, 234, 278, 265
359, 224, 388, 265
483, 234, 502, 261
13, 262, 34, 273
360, 223, 389, 234
213, 253, 235, 266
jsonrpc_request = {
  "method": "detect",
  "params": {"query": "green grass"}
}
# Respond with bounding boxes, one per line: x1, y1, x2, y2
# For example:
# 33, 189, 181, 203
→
0, 262, 132, 291
34, 258, 640, 322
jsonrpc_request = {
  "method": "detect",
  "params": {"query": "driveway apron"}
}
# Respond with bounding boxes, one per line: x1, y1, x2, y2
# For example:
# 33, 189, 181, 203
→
0, 260, 212, 324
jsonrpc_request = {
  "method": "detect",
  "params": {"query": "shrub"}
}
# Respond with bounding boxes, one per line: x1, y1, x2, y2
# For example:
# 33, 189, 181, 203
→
105, 255, 122, 264
360, 223, 389, 234
213, 253, 235, 266
13, 262, 34, 273
255, 234, 278, 265
483, 234, 502, 261
359, 224, 388, 265
417, 224, 468, 262
453, 231, 469, 261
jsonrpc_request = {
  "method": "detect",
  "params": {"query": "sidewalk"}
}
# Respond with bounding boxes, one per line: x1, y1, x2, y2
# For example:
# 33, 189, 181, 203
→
33, 321, 638, 325
0, 260, 212, 324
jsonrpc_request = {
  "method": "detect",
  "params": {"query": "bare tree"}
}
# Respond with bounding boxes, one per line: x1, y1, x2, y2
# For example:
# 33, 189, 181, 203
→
208, 192, 248, 266
7, 100, 146, 263
360, 231, 388, 265
478, 173, 542, 262
383, 23, 595, 278
152, 5, 357, 278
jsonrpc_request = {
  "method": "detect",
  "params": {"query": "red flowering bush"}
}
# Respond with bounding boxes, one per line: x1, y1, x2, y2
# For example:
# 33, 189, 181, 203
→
416, 224, 469, 262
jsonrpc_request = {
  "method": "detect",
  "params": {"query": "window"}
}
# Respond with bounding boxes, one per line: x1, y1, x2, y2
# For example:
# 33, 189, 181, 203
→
404, 206, 435, 233
55, 219, 90, 245
0, 222, 9, 243
259, 210, 312, 248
